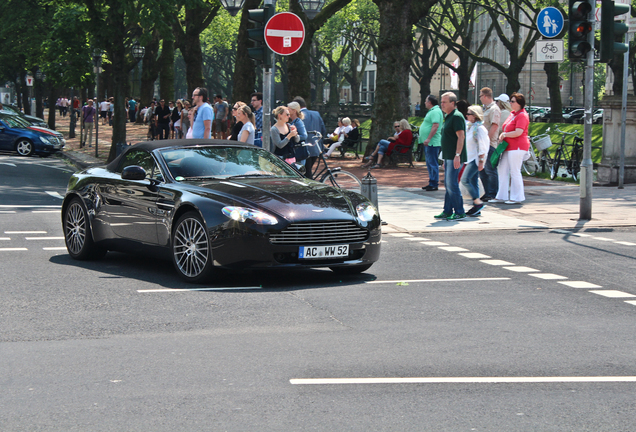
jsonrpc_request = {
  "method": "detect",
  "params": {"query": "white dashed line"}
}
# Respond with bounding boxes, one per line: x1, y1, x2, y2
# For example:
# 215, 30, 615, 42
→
558, 281, 603, 289
406, 237, 429, 241
25, 237, 64, 240
438, 246, 469, 252
458, 252, 491, 259
0, 237, 10, 241
502, 266, 539, 273
592, 237, 614, 242
32, 210, 60, 214
290, 376, 636, 385
615, 241, 636, 246
528, 273, 568, 280
42, 247, 67, 251
420, 241, 449, 246
388, 233, 412, 237
366, 278, 510, 284
480, 259, 515, 266
5, 231, 47, 234
589, 290, 636, 298
624, 301, 636, 306
0, 248, 28, 251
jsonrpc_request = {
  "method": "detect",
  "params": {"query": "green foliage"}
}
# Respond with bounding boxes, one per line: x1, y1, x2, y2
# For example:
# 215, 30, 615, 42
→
201, 9, 240, 95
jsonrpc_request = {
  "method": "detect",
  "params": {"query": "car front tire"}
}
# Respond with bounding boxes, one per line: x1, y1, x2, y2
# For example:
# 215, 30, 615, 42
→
171, 211, 214, 283
16, 139, 34, 156
63, 198, 107, 260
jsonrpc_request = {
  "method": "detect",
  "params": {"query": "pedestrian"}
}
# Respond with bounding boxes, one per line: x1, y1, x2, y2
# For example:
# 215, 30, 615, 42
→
491, 92, 530, 204
462, 106, 489, 216
181, 100, 191, 139
287, 101, 308, 165
145, 101, 156, 139
419, 94, 443, 191
172, 100, 183, 139
128, 97, 137, 122
185, 106, 197, 139
270, 105, 298, 164
72, 96, 80, 117
154, 99, 171, 140
362, 119, 412, 169
99, 98, 109, 125
435, 92, 467, 221
108, 97, 114, 126
236, 105, 256, 144
251, 92, 263, 147
324, 117, 352, 158
80, 99, 96, 148
293, 96, 326, 178
478, 87, 501, 201
191, 87, 213, 139
495, 94, 512, 130
213, 95, 229, 139
229, 101, 246, 141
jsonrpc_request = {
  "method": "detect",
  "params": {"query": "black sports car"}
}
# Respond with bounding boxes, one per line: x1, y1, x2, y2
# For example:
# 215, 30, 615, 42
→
62, 140, 381, 283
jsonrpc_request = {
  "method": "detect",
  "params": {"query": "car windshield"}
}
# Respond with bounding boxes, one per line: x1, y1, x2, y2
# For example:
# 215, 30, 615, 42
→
0, 113, 31, 128
159, 146, 302, 181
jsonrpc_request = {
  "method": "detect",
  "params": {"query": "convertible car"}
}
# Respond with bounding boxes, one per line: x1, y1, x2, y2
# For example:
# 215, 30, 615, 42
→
62, 140, 381, 283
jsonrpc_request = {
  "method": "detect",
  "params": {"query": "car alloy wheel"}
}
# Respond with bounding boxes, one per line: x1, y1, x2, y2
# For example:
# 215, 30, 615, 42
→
64, 198, 106, 260
16, 139, 34, 156
172, 212, 213, 282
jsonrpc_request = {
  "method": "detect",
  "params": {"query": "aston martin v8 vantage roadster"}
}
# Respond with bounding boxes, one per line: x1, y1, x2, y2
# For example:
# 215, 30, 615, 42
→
62, 140, 381, 283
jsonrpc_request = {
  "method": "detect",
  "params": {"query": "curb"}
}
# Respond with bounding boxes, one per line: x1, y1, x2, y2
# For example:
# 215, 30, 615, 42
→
59, 150, 103, 170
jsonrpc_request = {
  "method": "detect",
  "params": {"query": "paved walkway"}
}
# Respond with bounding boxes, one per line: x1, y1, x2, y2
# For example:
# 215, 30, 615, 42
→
49, 111, 635, 234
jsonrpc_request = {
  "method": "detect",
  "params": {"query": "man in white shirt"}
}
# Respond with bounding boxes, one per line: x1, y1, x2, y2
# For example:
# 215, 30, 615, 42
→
99, 98, 110, 125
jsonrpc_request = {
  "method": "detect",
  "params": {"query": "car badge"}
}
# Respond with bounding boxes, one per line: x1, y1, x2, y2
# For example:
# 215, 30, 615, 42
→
312, 210, 324, 213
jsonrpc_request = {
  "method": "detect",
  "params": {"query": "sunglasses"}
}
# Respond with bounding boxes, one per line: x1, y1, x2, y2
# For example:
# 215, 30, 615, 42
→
467, 112, 475, 116
394, 125, 400, 128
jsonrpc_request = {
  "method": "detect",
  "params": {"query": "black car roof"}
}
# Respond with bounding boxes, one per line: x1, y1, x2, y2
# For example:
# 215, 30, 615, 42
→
105, 139, 258, 171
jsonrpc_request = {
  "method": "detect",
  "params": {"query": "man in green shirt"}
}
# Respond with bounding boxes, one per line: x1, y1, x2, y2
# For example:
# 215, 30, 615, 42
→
435, 92, 467, 221
418, 95, 443, 191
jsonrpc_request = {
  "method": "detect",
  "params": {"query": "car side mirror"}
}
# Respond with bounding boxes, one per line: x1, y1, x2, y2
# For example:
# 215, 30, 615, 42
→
122, 165, 147, 181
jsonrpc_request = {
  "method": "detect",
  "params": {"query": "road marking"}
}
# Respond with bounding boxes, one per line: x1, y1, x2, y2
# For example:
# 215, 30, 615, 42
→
589, 290, 636, 298
5, 231, 47, 234
138, 286, 263, 293
551, 229, 571, 234
290, 376, 636, 385
32, 210, 60, 214
480, 259, 515, 266
438, 246, 469, 252
570, 233, 591, 237
406, 237, 429, 241
25, 237, 64, 240
43, 247, 67, 251
0, 237, 10, 240
420, 241, 449, 246
0, 248, 28, 251
528, 273, 568, 280
0, 205, 60, 208
558, 281, 602, 289
502, 266, 539, 273
45, 191, 65, 200
615, 241, 636, 246
624, 301, 636, 306
388, 233, 412, 237
0, 162, 17, 167
592, 237, 615, 242
458, 252, 491, 259
366, 278, 510, 284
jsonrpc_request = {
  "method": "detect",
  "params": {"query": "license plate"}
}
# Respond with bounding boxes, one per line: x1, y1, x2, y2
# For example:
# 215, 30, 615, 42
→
299, 245, 349, 259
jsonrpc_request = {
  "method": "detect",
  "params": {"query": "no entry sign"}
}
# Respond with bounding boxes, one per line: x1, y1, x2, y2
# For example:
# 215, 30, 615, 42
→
264, 12, 305, 56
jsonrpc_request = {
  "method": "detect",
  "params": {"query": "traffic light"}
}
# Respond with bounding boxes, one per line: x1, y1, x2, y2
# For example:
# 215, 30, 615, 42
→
247, 4, 275, 68
599, 0, 630, 62
568, 0, 594, 61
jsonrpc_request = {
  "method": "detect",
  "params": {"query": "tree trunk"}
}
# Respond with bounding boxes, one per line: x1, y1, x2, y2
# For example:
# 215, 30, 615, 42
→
159, 38, 175, 101
107, 39, 129, 163
418, 77, 431, 108
35, 77, 44, 119
368, 0, 413, 151
505, 72, 521, 95
47, 85, 56, 130
22, 83, 30, 115
544, 62, 563, 122
232, 0, 260, 104
138, 33, 161, 122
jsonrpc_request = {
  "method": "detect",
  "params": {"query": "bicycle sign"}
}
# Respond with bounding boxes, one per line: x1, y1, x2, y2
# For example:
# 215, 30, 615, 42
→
535, 39, 564, 62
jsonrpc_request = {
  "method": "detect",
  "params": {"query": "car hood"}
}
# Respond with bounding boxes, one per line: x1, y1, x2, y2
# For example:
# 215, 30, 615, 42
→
182, 177, 360, 222
27, 125, 64, 138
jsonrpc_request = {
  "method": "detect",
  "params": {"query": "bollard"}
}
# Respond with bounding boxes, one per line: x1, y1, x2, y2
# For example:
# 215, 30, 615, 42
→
360, 170, 378, 209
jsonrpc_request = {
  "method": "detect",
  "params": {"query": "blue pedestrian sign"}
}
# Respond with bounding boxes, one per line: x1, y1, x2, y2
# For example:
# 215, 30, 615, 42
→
537, 7, 564, 38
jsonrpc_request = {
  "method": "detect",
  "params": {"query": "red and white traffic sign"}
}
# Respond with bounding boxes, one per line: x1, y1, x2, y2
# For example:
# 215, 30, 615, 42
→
264, 12, 305, 56
26, 76, 34, 87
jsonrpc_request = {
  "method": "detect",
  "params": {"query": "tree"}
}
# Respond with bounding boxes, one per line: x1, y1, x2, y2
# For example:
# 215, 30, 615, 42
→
201, 11, 240, 99
411, 18, 453, 106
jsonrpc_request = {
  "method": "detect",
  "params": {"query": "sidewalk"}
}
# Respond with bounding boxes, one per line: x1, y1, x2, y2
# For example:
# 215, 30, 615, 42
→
50, 112, 635, 233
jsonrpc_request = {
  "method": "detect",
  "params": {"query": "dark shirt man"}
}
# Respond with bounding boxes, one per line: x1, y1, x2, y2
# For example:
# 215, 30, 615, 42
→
154, 99, 171, 140
293, 96, 326, 179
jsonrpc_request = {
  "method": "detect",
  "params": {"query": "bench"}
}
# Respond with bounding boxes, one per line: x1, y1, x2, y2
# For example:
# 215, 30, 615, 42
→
337, 127, 364, 159
386, 132, 418, 168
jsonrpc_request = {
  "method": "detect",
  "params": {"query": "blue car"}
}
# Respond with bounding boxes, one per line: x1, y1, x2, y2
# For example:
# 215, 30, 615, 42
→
0, 112, 65, 156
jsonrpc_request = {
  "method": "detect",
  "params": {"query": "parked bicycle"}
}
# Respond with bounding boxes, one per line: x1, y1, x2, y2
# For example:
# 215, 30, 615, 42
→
551, 126, 584, 181
523, 127, 553, 176
306, 130, 362, 193
409, 123, 423, 162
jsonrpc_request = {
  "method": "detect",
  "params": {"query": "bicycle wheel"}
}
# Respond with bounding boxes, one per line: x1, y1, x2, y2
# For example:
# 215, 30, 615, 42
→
550, 148, 561, 180
540, 150, 553, 174
320, 170, 362, 194
570, 146, 582, 182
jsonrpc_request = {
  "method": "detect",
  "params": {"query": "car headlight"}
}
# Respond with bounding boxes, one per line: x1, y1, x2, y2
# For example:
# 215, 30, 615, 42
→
356, 202, 378, 222
222, 206, 278, 225
39, 136, 51, 145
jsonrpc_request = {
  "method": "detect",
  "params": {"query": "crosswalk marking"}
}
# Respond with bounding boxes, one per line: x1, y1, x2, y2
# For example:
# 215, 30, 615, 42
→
589, 290, 636, 298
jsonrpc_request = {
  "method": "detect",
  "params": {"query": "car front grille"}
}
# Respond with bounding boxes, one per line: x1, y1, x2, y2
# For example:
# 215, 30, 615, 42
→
270, 221, 368, 245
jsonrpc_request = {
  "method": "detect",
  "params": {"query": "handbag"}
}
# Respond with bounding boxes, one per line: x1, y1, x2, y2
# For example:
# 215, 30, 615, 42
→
293, 141, 310, 161
490, 140, 509, 168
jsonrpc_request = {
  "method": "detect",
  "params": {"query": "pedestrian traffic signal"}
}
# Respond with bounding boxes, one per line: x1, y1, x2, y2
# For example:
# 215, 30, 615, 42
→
568, 0, 594, 61
599, 0, 630, 62
247, 4, 275, 68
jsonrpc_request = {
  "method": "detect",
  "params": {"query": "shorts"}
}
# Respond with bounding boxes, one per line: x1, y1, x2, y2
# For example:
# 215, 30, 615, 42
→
215, 119, 227, 132
100, 111, 108, 118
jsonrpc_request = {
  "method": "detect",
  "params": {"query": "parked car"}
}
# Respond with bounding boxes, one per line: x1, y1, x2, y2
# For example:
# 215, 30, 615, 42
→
593, 109, 604, 124
61, 140, 382, 283
0, 112, 65, 156
562, 109, 585, 123
529, 107, 549, 122
0, 104, 48, 127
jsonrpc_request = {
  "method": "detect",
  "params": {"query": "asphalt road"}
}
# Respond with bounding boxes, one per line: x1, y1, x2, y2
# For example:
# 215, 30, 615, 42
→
1, 154, 636, 431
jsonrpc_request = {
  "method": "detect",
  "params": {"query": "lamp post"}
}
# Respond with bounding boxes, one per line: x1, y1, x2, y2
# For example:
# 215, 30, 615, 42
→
219, 0, 245, 16
92, 49, 103, 157
298, 0, 325, 19
131, 41, 145, 100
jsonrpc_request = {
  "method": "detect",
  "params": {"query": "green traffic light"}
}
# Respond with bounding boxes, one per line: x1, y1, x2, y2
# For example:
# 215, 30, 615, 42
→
600, 0, 630, 62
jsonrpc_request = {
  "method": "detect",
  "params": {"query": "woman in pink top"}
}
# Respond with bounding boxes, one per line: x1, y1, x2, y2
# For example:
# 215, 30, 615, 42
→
492, 92, 530, 204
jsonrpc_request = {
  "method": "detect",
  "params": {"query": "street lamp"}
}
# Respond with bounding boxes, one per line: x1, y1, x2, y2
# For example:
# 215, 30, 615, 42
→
298, 0, 324, 19
219, 0, 245, 16
131, 42, 145, 100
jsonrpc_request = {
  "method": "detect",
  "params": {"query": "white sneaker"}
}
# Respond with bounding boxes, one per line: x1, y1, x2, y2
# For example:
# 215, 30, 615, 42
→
488, 199, 505, 203
505, 200, 521, 204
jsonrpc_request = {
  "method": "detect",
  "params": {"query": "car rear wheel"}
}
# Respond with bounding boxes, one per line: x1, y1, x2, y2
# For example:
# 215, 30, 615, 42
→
329, 264, 373, 275
64, 198, 107, 260
172, 211, 214, 283
16, 139, 34, 157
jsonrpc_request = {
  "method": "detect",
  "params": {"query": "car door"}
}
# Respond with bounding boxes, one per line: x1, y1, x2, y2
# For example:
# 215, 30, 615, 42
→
0, 119, 12, 151
102, 150, 162, 245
